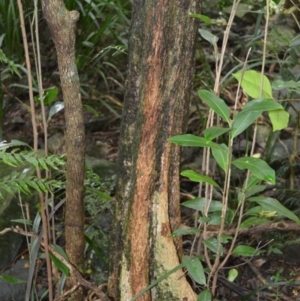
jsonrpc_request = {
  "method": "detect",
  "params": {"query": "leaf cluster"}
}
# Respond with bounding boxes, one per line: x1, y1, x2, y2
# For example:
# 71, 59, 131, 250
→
0, 171, 62, 199
169, 69, 299, 296
0, 141, 65, 198
0, 148, 65, 170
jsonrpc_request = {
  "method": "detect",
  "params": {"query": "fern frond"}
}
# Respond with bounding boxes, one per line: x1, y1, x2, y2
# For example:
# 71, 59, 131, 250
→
0, 149, 65, 170
0, 172, 63, 199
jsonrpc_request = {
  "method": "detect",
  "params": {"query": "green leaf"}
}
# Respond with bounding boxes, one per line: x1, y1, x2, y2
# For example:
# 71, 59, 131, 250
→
181, 170, 219, 187
231, 98, 282, 138
232, 110, 261, 139
233, 70, 273, 99
240, 217, 271, 229
11, 181, 27, 194
249, 197, 300, 224
42, 86, 58, 106
198, 216, 212, 223
18, 179, 30, 194
50, 244, 69, 276
211, 143, 228, 171
238, 98, 282, 113
245, 185, 266, 198
269, 109, 289, 131
207, 211, 221, 225
232, 157, 275, 184
204, 127, 230, 141
182, 256, 206, 285
38, 157, 48, 170
198, 29, 218, 46
172, 227, 200, 237
188, 14, 211, 24
1, 183, 15, 196
37, 181, 47, 193
5, 154, 19, 166
25, 155, 39, 168
280, 67, 295, 81
244, 206, 264, 216
83, 104, 99, 117
272, 79, 300, 91
27, 180, 42, 192
232, 245, 257, 257
197, 290, 212, 301
84, 235, 107, 264
244, 175, 261, 190
228, 269, 238, 282
203, 237, 223, 255
169, 134, 221, 149
182, 198, 222, 212
51, 244, 68, 260
11, 219, 33, 226
49, 253, 69, 276
0, 274, 27, 284
198, 90, 230, 123
0, 50, 21, 77
220, 234, 233, 243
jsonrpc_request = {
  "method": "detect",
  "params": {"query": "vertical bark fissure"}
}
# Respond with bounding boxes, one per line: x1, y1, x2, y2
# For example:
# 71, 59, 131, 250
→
109, 1, 200, 300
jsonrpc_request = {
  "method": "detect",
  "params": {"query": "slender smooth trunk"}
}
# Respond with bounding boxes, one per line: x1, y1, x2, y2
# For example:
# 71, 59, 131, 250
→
42, 2, 85, 300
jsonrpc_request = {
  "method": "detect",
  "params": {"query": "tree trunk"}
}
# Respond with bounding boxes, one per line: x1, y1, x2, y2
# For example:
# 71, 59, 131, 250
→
108, 1, 200, 300
42, 1, 85, 300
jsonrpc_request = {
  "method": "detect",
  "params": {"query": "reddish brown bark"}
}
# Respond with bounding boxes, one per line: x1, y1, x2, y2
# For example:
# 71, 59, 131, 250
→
108, 1, 200, 300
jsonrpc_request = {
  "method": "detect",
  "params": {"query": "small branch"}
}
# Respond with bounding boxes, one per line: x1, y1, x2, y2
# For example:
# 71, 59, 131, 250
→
202, 221, 300, 239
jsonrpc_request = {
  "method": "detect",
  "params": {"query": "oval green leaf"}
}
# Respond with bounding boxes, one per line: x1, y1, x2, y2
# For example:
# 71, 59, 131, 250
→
240, 217, 271, 229
232, 111, 261, 138
203, 237, 223, 255
269, 109, 289, 131
197, 290, 212, 301
188, 14, 211, 24
249, 197, 300, 224
204, 127, 230, 141
232, 245, 257, 257
232, 157, 275, 184
228, 269, 238, 282
198, 90, 230, 124
172, 227, 200, 237
233, 70, 272, 99
198, 29, 218, 46
244, 206, 264, 216
183, 256, 206, 285
182, 198, 223, 212
272, 79, 300, 91
49, 253, 70, 276
211, 143, 228, 171
239, 98, 282, 113
181, 170, 219, 187
169, 134, 221, 149
245, 185, 266, 198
